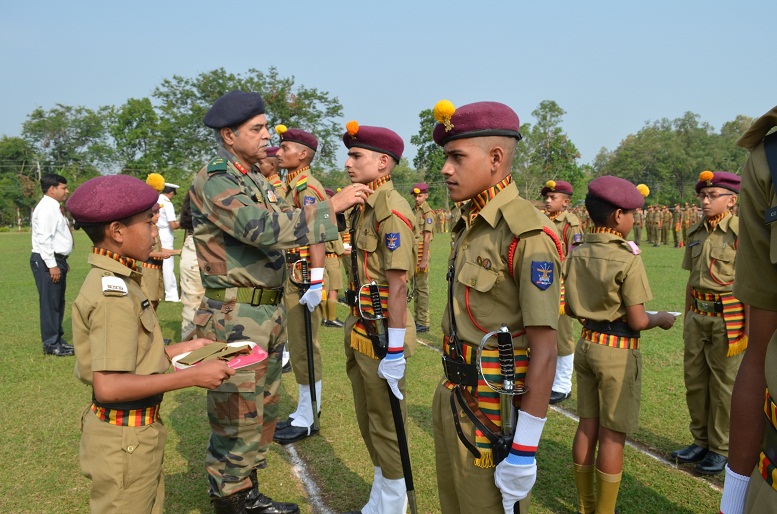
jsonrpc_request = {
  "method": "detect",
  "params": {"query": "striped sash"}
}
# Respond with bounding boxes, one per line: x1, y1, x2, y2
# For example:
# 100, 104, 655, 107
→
91, 402, 161, 426
691, 289, 747, 356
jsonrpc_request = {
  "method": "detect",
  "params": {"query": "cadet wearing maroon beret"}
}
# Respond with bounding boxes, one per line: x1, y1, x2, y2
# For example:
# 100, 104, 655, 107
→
341, 119, 417, 514
410, 182, 433, 333
411, 182, 428, 195
69, 175, 235, 514
565, 175, 674, 513
273, 123, 330, 445
431, 99, 561, 514
694, 170, 741, 194
540, 179, 573, 197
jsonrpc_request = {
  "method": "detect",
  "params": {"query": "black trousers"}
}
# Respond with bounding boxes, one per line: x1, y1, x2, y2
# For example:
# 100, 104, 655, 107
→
30, 252, 68, 350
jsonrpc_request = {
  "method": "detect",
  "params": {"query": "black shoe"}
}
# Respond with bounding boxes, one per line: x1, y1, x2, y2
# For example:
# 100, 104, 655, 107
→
245, 492, 299, 514
338, 296, 347, 303
670, 444, 708, 464
163, 338, 172, 346
696, 451, 727, 475
275, 417, 294, 431
322, 319, 345, 328
58, 339, 74, 350
331, 319, 345, 327
549, 390, 571, 404
44, 344, 74, 357
212, 489, 249, 514
281, 361, 291, 374
415, 324, 429, 333
273, 424, 318, 445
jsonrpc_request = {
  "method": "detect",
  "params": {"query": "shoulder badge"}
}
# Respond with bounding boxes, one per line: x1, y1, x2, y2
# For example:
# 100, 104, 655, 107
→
385, 232, 401, 251
303, 195, 316, 206
572, 233, 583, 244
102, 276, 128, 296
207, 157, 228, 174
267, 189, 277, 203
531, 261, 554, 290
296, 176, 309, 192
426, 217, 434, 225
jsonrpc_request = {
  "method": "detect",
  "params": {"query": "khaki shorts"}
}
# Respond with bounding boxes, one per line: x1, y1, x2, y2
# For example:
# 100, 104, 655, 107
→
575, 339, 642, 434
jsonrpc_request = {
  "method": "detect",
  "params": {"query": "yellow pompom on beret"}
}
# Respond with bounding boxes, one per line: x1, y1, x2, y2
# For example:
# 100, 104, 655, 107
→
699, 170, 714, 185
636, 184, 650, 197
275, 124, 288, 136
145, 173, 165, 193
545, 180, 556, 191
433, 100, 456, 132
346, 120, 359, 137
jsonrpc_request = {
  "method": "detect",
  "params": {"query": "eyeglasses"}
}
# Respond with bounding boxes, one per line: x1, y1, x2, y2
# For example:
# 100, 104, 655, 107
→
696, 192, 734, 201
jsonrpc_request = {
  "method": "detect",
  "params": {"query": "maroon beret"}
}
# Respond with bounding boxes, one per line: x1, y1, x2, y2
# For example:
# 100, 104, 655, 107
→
342, 121, 404, 163
278, 127, 318, 151
695, 171, 740, 193
204, 90, 265, 129
324, 188, 335, 198
587, 176, 645, 210
411, 182, 428, 194
265, 146, 279, 158
432, 101, 522, 146
540, 180, 573, 197
67, 175, 160, 224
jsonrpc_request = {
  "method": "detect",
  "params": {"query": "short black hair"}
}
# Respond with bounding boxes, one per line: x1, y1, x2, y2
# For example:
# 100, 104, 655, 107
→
41, 173, 67, 194
585, 194, 621, 226
162, 186, 177, 195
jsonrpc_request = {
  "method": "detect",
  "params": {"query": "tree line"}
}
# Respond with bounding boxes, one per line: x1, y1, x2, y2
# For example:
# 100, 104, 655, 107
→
0, 67, 753, 225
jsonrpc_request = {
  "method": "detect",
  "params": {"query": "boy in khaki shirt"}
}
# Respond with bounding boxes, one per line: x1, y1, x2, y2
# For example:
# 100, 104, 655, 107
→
67, 175, 234, 514
564, 176, 675, 514
672, 171, 744, 476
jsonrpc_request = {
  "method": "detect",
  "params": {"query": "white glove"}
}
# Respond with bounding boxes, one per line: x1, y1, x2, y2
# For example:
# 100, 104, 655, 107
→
378, 327, 406, 400
494, 410, 546, 513
299, 267, 325, 312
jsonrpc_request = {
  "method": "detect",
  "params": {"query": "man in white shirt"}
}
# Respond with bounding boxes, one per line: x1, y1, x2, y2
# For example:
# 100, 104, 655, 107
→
158, 182, 181, 302
31, 174, 74, 356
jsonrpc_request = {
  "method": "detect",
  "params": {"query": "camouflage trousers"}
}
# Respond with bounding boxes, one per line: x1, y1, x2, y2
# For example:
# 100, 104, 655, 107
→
194, 294, 286, 498
180, 234, 204, 340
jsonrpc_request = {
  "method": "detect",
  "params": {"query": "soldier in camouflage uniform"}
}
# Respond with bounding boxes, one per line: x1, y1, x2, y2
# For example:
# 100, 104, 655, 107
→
190, 90, 371, 514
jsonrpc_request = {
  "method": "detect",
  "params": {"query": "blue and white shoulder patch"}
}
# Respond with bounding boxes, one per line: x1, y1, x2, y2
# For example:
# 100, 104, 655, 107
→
531, 261, 554, 290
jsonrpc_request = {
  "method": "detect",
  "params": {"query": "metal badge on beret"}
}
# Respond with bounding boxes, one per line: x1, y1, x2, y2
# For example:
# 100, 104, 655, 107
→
432, 100, 522, 146
695, 170, 740, 193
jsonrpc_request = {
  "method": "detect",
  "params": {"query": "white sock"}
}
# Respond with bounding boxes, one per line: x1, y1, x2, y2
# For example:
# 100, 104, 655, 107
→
291, 381, 322, 428
552, 353, 574, 393
719, 464, 750, 514
361, 466, 383, 514
377, 477, 407, 514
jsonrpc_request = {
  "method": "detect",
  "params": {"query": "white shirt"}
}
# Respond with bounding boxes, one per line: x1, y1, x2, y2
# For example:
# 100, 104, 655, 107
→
157, 193, 176, 247
31, 195, 73, 268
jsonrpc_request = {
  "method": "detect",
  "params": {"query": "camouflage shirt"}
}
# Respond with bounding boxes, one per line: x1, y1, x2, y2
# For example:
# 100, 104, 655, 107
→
190, 148, 340, 290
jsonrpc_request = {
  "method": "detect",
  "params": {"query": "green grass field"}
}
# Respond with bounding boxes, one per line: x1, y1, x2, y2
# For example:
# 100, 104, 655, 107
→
1, 230, 724, 513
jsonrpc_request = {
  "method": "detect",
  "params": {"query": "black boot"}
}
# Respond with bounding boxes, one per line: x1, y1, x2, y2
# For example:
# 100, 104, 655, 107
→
212, 489, 249, 514
246, 470, 299, 514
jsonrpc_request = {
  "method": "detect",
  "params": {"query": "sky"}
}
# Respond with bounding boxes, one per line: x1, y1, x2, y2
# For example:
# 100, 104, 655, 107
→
2, 1, 775, 169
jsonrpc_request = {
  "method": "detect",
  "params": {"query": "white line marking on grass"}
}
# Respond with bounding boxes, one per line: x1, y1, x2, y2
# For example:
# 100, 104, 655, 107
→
415, 337, 723, 493
284, 443, 335, 514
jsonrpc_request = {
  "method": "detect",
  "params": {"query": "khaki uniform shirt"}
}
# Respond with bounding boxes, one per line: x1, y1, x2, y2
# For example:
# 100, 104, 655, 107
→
682, 214, 738, 293
73, 253, 169, 385
349, 179, 417, 353
443, 182, 561, 349
189, 149, 339, 290
564, 232, 653, 321
552, 210, 583, 256
414, 201, 435, 240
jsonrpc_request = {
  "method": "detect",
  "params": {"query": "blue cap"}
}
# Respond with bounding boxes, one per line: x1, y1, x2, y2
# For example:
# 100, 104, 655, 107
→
204, 90, 265, 129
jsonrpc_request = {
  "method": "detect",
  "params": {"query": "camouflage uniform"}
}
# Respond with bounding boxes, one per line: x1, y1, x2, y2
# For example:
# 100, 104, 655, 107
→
190, 148, 340, 497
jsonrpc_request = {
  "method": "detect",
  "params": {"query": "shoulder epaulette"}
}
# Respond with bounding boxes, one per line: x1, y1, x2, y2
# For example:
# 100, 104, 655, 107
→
295, 176, 309, 193
565, 211, 580, 226
500, 198, 546, 237
374, 189, 392, 222
207, 157, 228, 174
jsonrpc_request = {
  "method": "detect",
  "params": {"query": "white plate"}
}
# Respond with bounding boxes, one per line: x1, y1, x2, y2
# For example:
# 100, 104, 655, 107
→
646, 311, 682, 317
173, 341, 265, 370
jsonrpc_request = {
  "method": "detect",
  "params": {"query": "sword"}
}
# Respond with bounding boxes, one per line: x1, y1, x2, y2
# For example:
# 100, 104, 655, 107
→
496, 324, 516, 437
361, 280, 417, 514
293, 259, 319, 431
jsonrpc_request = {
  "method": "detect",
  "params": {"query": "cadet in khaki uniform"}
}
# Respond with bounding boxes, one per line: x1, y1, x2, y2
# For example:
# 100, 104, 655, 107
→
540, 179, 583, 405
272, 126, 329, 445
682, 202, 691, 245
191, 91, 369, 513
258, 146, 287, 197
322, 187, 346, 328
339, 121, 416, 514
429, 100, 561, 514
564, 176, 675, 514
718, 106, 777, 514
661, 205, 672, 244
411, 181, 434, 333
671, 171, 744, 476
633, 205, 644, 246
68, 175, 234, 514
673, 202, 683, 247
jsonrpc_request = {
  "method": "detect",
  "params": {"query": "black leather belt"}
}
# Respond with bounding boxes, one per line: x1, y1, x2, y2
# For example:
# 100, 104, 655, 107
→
763, 416, 777, 465
92, 393, 164, 410
54, 253, 69, 260
692, 297, 723, 314
345, 289, 358, 307
583, 319, 640, 338
442, 355, 479, 387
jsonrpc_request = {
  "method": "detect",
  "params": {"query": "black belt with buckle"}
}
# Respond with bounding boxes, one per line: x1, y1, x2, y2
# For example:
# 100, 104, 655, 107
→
583, 319, 641, 338
54, 253, 69, 260
692, 297, 723, 314
763, 416, 777, 465
92, 393, 164, 410
442, 355, 479, 387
